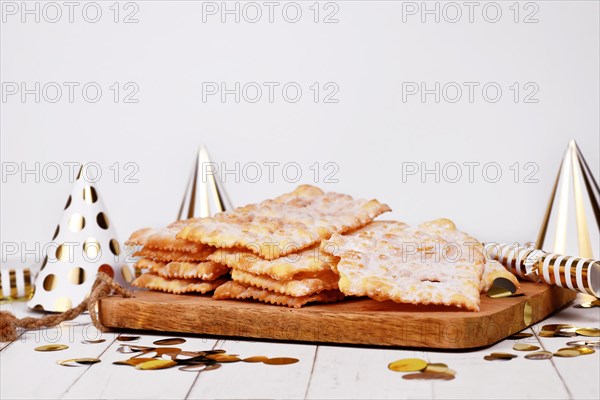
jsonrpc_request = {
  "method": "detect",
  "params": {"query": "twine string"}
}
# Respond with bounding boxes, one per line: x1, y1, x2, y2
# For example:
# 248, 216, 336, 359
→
0, 272, 133, 342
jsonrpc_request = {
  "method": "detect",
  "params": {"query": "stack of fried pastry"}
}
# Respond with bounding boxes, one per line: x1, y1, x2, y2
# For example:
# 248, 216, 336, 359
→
127, 220, 229, 294
127, 185, 519, 311
177, 185, 391, 307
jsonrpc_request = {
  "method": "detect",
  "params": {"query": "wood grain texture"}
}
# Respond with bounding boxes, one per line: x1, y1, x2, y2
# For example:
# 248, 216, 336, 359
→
99, 282, 576, 349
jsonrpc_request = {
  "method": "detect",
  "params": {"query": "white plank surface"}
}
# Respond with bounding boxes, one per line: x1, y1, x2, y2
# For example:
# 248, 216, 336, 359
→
2, 298, 599, 400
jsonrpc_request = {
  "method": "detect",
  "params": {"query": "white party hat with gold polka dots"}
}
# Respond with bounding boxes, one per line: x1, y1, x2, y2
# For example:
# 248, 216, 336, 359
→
28, 164, 134, 312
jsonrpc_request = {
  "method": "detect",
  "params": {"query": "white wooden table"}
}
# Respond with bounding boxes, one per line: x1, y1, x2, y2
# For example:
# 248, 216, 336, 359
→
2, 296, 599, 400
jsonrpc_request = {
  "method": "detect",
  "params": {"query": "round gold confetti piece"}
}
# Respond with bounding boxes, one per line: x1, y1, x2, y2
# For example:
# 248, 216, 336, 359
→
554, 349, 581, 357
488, 277, 517, 298
113, 357, 155, 366
542, 324, 575, 332
116, 335, 140, 342
513, 343, 540, 352
153, 338, 186, 346
179, 363, 222, 372
524, 351, 553, 360
135, 359, 177, 370
243, 356, 269, 363
576, 328, 600, 337
572, 346, 595, 355
566, 340, 600, 348
211, 355, 241, 363
402, 372, 455, 381
424, 363, 448, 374
555, 331, 577, 338
538, 331, 556, 338
484, 355, 502, 361
489, 352, 518, 359
388, 358, 428, 372
35, 344, 69, 352
263, 357, 300, 366
488, 286, 513, 299
508, 332, 534, 340
67, 358, 101, 366
82, 339, 106, 344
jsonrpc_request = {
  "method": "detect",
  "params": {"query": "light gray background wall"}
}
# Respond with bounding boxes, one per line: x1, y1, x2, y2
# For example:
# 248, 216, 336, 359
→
1, 1, 599, 261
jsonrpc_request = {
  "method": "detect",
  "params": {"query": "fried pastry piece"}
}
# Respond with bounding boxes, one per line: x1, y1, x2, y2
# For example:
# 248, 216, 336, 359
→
134, 247, 213, 262
321, 219, 485, 311
126, 227, 155, 247
158, 261, 230, 281
230, 268, 339, 297
126, 220, 205, 252
178, 185, 390, 260
213, 281, 344, 308
480, 259, 520, 293
208, 245, 335, 281
132, 273, 226, 294
133, 257, 166, 272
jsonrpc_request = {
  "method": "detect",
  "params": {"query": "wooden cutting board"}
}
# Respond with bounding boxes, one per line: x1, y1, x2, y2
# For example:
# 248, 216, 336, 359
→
99, 282, 576, 349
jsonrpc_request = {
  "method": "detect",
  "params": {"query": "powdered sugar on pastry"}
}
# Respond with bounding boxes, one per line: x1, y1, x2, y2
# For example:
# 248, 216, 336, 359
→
178, 185, 391, 260
321, 219, 485, 311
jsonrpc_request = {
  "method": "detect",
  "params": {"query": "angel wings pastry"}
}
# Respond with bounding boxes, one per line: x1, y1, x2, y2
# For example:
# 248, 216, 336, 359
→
321, 219, 487, 311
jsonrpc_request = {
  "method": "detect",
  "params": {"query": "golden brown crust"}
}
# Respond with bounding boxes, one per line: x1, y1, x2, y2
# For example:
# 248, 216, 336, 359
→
132, 273, 226, 294
133, 247, 214, 262
177, 184, 391, 260
126, 220, 205, 252
212, 281, 344, 308
133, 257, 166, 272
230, 268, 339, 297
158, 261, 230, 281
207, 245, 335, 281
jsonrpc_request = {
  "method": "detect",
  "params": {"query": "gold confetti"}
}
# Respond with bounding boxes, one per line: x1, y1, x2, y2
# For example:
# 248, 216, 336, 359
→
113, 357, 155, 366
524, 351, 553, 360
575, 299, 600, 308
553, 349, 581, 357
243, 356, 269, 363
116, 335, 140, 342
484, 352, 517, 361
424, 363, 448, 374
263, 357, 300, 365
388, 358, 428, 372
206, 354, 241, 363
34, 344, 69, 352
153, 338, 187, 346
135, 359, 177, 370
576, 328, 600, 337
81, 339, 106, 344
572, 346, 595, 355
487, 277, 518, 298
508, 332, 533, 340
513, 343, 540, 351
542, 324, 575, 332
57, 358, 101, 366
538, 331, 557, 338
566, 340, 600, 348
402, 372, 454, 381
179, 363, 222, 372
117, 345, 153, 354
